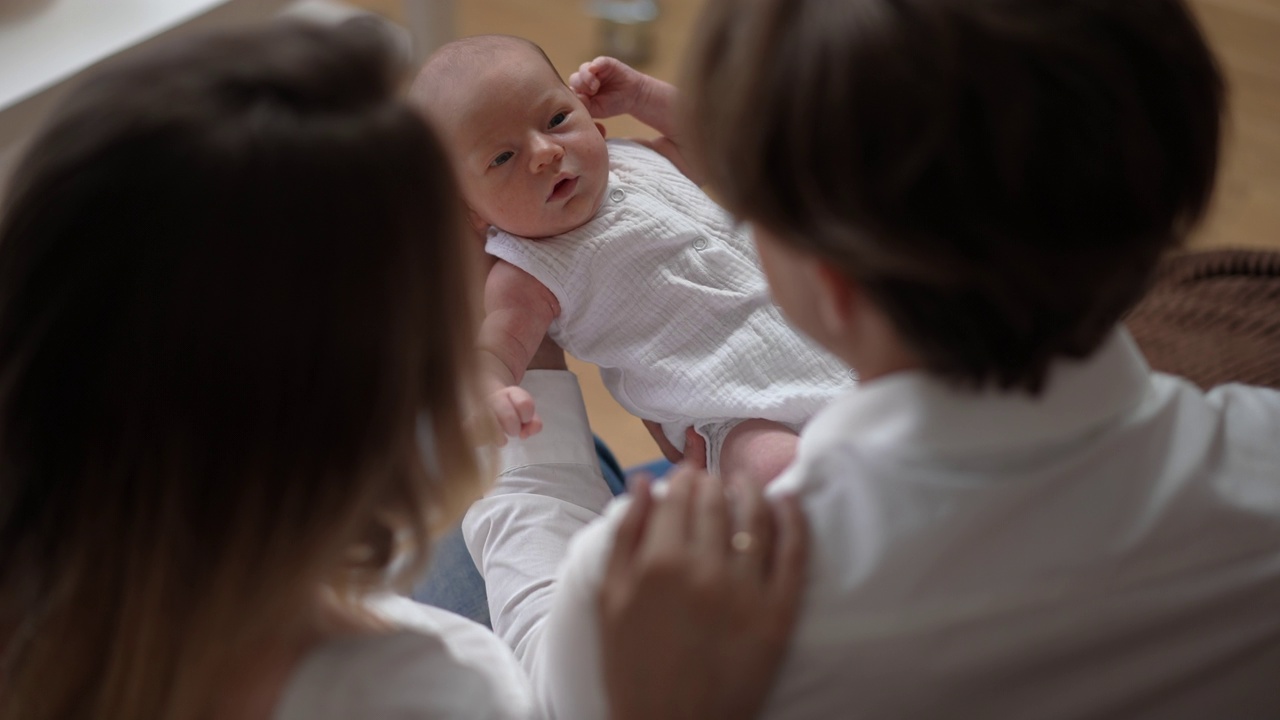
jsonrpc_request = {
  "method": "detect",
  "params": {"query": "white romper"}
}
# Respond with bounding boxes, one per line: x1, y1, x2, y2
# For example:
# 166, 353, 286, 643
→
485, 140, 852, 471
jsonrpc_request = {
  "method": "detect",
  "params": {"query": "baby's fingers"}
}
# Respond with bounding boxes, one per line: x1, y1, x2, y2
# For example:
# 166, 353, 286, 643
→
588, 55, 623, 79
505, 387, 542, 438
521, 413, 543, 438
490, 400, 522, 440
570, 61, 602, 96
485, 389, 526, 440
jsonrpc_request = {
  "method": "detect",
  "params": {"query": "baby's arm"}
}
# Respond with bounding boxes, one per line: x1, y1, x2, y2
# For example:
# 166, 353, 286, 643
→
479, 260, 562, 442
569, 58, 700, 183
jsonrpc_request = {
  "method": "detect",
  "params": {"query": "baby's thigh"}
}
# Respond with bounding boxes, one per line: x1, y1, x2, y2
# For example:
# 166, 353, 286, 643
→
716, 419, 799, 487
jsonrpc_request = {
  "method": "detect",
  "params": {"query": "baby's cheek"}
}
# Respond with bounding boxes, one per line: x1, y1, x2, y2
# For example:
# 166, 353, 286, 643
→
591, 138, 610, 166
494, 180, 534, 223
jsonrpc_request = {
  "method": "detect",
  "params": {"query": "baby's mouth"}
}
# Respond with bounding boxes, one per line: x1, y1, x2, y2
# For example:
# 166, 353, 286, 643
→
548, 176, 579, 202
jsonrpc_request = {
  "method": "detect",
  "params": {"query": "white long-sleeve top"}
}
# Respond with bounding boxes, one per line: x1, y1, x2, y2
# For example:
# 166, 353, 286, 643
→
461, 370, 615, 708
464, 332, 1280, 720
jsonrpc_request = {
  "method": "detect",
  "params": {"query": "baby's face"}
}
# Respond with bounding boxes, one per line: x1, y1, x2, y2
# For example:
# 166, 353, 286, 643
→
440, 47, 609, 239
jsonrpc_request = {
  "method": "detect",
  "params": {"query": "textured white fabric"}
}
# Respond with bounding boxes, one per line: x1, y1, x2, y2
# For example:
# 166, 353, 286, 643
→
485, 140, 852, 463
462, 371, 611, 720
465, 337, 1280, 720
274, 594, 535, 720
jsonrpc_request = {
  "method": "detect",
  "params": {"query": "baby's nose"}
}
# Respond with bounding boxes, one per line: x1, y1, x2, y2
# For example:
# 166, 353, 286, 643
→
530, 135, 565, 171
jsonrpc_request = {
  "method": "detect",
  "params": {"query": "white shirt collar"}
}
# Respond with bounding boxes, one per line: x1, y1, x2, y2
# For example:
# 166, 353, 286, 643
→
797, 328, 1152, 461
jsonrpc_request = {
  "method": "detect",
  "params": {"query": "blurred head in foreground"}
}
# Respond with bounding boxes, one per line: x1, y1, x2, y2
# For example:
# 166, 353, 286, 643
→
0, 20, 485, 719
685, 0, 1224, 392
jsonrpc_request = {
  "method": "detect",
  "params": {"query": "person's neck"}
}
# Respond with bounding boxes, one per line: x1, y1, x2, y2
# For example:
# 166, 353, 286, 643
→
829, 309, 923, 385
851, 344, 922, 384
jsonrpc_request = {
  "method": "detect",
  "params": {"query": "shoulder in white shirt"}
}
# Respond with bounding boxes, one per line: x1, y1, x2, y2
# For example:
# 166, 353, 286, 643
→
274, 595, 534, 720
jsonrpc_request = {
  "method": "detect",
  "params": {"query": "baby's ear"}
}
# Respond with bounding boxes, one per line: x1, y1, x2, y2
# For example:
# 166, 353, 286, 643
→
595, 121, 607, 139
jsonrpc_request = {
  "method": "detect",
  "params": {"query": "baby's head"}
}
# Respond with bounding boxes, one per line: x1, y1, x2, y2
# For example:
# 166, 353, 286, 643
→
686, 0, 1224, 393
410, 35, 609, 239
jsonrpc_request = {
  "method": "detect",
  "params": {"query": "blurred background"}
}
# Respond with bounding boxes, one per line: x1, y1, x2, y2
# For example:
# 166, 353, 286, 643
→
2, 0, 1278, 466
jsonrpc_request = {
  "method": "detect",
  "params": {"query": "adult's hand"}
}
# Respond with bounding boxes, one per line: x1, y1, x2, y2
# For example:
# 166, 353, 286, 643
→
642, 420, 708, 468
598, 466, 809, 720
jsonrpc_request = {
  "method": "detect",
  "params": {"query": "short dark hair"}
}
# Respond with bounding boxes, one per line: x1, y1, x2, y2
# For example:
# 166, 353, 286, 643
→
0, 21, 484, 717
686, 0, 1225, 392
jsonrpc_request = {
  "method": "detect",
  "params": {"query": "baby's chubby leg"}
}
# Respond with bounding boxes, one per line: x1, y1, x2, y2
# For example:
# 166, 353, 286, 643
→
719, 419, 799, 487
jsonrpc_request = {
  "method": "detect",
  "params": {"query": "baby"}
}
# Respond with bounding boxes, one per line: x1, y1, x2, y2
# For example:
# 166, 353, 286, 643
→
411, 35, 852, 483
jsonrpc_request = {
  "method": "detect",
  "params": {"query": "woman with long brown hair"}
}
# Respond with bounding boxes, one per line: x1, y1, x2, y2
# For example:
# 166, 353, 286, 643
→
0, 19, 806, 720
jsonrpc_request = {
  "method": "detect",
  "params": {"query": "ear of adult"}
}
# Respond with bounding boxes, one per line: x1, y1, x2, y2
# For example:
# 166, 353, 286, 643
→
814, 261, 856, 339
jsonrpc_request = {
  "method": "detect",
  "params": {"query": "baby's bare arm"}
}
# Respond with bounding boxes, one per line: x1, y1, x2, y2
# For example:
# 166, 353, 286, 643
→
477, 260, 561, 442
479, 260, 561, 391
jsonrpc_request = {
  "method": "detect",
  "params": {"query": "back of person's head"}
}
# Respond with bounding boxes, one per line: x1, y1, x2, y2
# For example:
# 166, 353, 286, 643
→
686, 0, 1225, 392
0, 20, 484, 719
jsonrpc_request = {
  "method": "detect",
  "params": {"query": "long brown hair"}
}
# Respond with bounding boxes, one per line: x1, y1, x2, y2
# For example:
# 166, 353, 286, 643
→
0, 21, 486, 718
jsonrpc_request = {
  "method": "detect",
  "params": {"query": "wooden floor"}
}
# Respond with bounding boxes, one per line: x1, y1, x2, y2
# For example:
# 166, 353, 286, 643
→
358, 0, 1280, 466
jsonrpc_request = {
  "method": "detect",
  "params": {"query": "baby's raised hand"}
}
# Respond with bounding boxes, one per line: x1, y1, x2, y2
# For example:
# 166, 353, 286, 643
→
569, 56, 648, 120
487, 385, 542, 444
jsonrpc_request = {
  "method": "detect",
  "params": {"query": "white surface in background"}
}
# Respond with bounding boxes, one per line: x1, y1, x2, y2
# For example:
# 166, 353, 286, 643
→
0, 0, 450, 193
0, 0, 231, 111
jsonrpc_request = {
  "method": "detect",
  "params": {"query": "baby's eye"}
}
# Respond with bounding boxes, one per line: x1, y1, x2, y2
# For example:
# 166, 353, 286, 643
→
548, 112, 568, 129
491, 151, 514, 168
